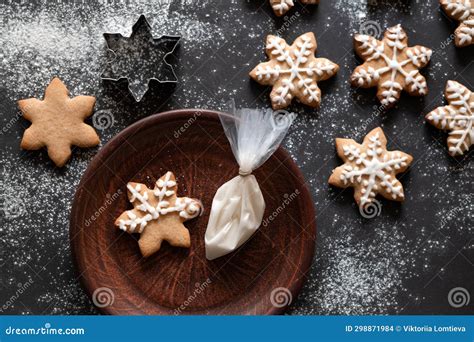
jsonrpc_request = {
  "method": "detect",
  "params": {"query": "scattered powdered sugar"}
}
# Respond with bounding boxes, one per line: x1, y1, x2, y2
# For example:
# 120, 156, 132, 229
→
0, 146, 96, 313
333, 0, 369, 22
332, 0, 438, 30
0, 0, 224, 99
5, 17, 93, 61
291, 223, 407, 315
37, 279, 95, 315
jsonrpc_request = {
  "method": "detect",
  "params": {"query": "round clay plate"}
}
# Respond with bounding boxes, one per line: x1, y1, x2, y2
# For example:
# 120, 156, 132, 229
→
70, 109, 316, 315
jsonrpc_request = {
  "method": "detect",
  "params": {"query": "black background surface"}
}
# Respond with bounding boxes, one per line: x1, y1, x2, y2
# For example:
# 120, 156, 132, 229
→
0, 0, 472, 315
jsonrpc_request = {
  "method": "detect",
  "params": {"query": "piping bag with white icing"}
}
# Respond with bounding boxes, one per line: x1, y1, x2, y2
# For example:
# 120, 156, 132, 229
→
205, 104, 295, 260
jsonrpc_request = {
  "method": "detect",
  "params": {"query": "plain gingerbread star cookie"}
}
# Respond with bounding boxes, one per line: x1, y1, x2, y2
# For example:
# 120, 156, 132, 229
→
115, 171, 203, 258
269, 0, 319, 17
18, 77, 100, 167
250, 32, 339, 110
440, 0, 474, 47
351, 24, 432, 108
426, 80, 473, 156
329, 127, 413, 208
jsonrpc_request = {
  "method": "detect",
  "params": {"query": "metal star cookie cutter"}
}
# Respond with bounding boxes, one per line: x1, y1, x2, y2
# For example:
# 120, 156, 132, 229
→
101, 15, 180, 102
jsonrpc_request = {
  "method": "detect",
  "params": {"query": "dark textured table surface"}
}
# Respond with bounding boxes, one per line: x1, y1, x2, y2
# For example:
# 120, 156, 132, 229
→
0, 0, 472, 315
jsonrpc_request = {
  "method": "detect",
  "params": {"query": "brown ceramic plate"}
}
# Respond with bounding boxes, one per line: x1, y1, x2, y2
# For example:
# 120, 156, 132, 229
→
70, 109, 316, 315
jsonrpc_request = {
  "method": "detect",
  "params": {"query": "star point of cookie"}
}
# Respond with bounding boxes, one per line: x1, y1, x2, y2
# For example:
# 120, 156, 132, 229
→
351, 24, 432, 108
440, 0, 474, 47
426, 80, 473, 156
250, 32, 339, 110
269, 0, 319, 17
18, 77, 100, 167
329, 127, 413, 208
115, 171, 203, 257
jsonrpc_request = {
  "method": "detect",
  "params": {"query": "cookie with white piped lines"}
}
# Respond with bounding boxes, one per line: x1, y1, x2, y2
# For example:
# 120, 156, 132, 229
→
329, 127, 413, 209
115, 171, 203, 257
250, 32, 339, 110
351, 24, 432, 108
426, 80, 473, 156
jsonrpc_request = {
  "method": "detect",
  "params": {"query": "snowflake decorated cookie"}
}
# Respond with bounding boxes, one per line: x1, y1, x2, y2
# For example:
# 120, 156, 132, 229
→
426, 80, 473, 156
18, 77, 100, 167
351, 24, 432, 108
440, 0, 474, 47
269, 0, 319, 17
249, 32, 339, 110
328, 127, 413, 209
115, 171, 203, 257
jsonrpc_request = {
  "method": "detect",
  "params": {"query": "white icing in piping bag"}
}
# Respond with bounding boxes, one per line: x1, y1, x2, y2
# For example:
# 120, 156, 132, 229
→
205, 103, 294, 260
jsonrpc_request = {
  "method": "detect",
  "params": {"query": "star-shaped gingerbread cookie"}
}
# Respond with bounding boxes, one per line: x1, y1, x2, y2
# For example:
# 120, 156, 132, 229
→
426, 80, 473, 156
18, 77, 100, 167
351, 24, 432, 108
440, 0, 474, 47
115, 171, 203, 257
250, 32, 339, 110
269, 0, 319, 17
329, 127, 413, 208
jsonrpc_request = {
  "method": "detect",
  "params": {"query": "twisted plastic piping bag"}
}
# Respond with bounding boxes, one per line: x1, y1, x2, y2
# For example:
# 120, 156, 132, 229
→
204, 105, 295, 260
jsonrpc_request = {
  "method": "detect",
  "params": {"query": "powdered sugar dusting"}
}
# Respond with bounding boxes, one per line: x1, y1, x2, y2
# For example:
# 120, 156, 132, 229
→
0, 0, 223, 98
293, 223, 408, 314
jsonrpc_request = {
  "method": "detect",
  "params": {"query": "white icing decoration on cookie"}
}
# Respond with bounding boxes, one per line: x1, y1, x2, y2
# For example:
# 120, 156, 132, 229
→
118, 172, 202, 233
441, 0, 474, 47
352, 24, 432, 106
253, 33, 338, 108
339, 131, 410, 205
269, 0, 318, 16
271, 0, 294, 15
426, 80, 474, 156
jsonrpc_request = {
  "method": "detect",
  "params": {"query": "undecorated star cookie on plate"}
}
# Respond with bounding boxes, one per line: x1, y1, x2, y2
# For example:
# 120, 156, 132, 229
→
426, 80, 473, 156
115, 171, 203, 257
250, 32, 339, 110
351, 24, 432, 108
329, 127, 413, 210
